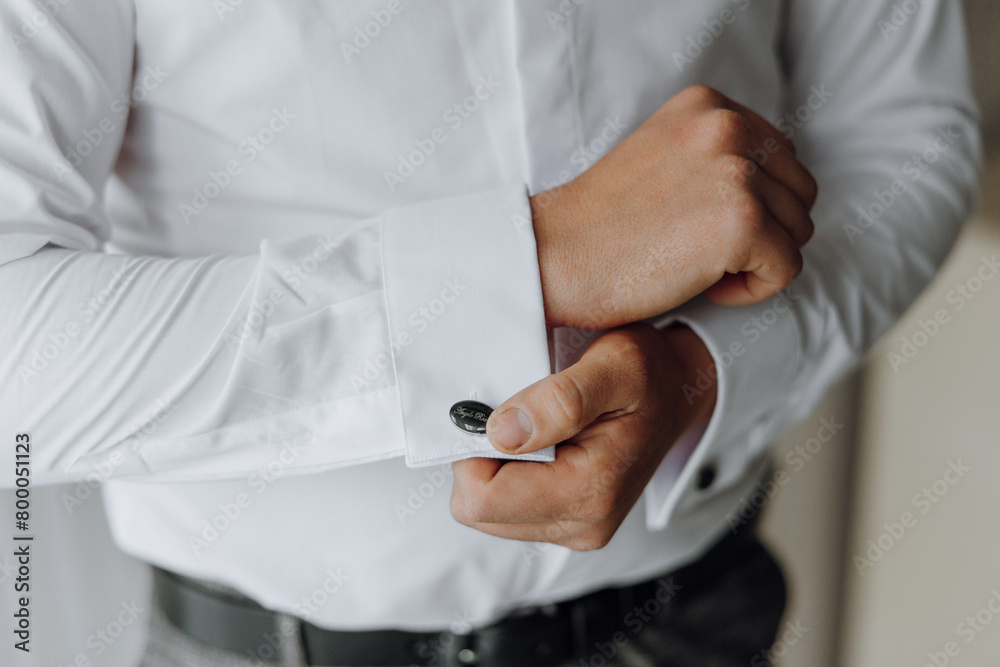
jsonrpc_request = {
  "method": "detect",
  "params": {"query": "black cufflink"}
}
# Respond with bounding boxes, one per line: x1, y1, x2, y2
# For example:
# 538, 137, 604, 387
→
449, 401, 494, 434
695, 463, 717, 490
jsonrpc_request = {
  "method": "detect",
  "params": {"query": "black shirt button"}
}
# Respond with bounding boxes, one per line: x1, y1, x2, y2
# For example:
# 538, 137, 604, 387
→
449, 401, 494, 434
695, 463, 717, 490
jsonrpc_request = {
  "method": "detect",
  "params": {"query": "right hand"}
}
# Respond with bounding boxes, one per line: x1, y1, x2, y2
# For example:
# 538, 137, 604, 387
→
531, 85, 818, 329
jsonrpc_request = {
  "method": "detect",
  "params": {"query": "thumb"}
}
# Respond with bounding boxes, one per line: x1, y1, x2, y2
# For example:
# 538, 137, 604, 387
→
486, 335, 634, 455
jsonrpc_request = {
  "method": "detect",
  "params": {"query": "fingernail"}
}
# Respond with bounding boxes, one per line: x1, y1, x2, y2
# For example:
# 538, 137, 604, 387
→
492, 407, 533, 452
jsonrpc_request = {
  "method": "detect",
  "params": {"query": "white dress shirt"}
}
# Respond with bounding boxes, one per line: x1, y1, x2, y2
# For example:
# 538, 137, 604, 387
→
0, 0, 980, 630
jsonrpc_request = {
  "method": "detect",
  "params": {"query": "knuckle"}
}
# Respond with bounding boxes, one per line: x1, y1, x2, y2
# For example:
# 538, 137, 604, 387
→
570, 526, 615, 551
780, 249, 804, 286
449, 492, 470, 525
607, 328, 650, 373
766, 248, 802, 290
682, 84, 724, 108
799, 212, 816, 245
719, 154, 757, 189
805, 218, 816, 243
720, 197, 767, 271
460, 492, 493, 524
803, 172, 820, 207
707, 109, 750, 147
587, 493, 620, 524
543, 373, 587, 430
792, 249, 805, 279
730, 194, 769, 238
577, 469, 624, 523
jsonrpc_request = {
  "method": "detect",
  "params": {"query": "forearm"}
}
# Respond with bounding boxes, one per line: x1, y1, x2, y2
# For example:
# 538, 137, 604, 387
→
1, 186, 555, 486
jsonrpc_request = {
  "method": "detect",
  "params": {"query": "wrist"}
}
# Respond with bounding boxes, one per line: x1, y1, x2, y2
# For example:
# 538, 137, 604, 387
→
530, 179, 612, 330
529, 189, 572, 329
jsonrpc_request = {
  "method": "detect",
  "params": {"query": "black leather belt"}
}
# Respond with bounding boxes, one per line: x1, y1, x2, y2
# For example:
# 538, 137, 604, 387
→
153, 524, 754, 666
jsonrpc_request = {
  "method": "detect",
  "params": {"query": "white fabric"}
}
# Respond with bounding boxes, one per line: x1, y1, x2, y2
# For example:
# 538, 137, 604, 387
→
0, 0, 980, 631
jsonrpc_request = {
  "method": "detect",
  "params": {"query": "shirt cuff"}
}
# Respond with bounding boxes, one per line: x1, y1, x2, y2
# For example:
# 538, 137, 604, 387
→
643, 291, 802, 530
381, 185, 555, 467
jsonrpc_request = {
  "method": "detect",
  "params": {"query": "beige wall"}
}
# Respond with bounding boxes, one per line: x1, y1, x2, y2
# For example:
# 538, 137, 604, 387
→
841, 194, 1000, 667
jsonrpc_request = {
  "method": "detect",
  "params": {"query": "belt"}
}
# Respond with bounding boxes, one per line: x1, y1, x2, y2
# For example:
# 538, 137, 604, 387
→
153, 524, 755, 666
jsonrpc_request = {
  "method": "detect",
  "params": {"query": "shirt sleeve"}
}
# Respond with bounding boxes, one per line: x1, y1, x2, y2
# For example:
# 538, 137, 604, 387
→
0, 0, 552, 487
641, 0, 982, 530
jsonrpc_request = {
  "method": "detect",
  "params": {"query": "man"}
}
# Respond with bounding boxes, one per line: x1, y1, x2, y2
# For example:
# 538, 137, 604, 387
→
0, 0, 980, 665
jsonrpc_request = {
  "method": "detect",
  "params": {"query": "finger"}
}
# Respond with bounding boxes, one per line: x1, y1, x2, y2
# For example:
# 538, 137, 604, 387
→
743, 126, 819, 210
450, 457, 503, 524
485, 335, 637, 455
753, 169, 815, 247
724, 97, 798, 156
706, 220, 802, 306
456, 434, 628, 550
451, 444, 593, 524
704, 272, 755, 306
458, 517, 585, 549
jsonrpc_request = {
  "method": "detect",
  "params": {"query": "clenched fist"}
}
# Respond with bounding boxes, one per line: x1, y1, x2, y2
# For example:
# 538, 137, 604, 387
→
533, 85, 818, 329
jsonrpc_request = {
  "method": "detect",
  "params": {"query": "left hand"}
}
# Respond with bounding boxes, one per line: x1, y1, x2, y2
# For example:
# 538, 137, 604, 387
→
450, 323, 717, 550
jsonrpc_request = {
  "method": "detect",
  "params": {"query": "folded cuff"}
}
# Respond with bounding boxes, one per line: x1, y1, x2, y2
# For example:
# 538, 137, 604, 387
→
381, 185, 555, 467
